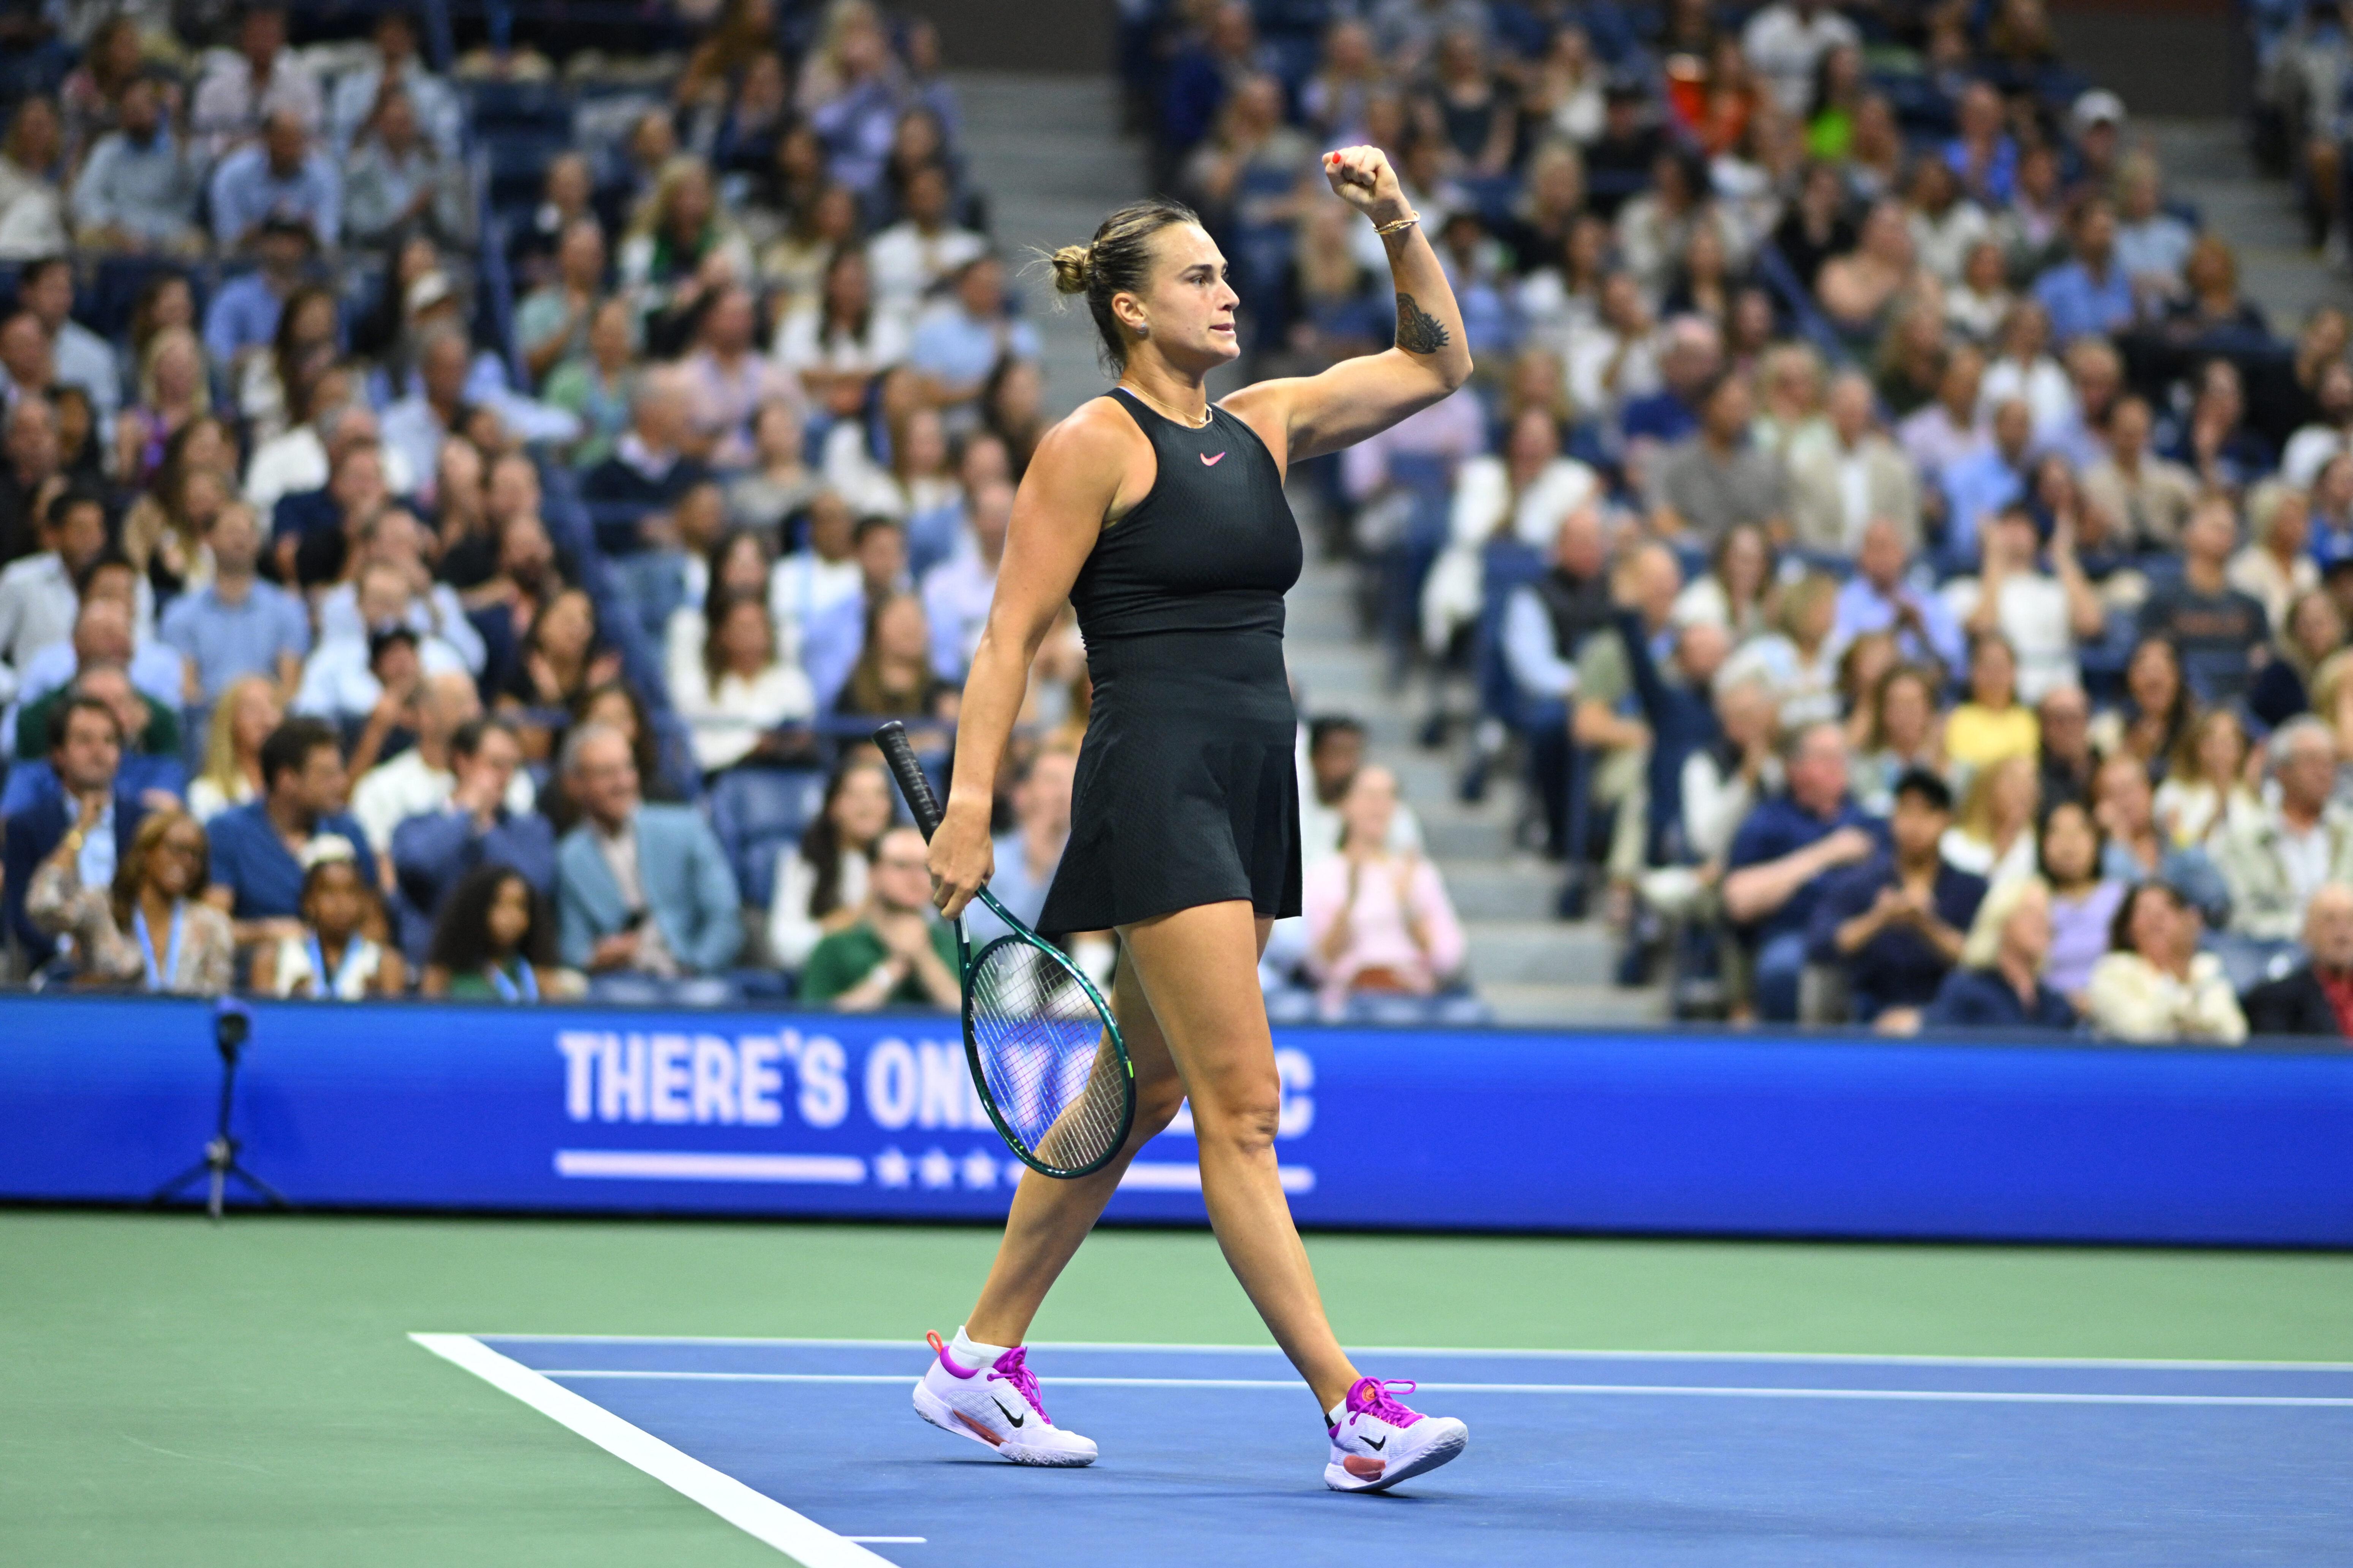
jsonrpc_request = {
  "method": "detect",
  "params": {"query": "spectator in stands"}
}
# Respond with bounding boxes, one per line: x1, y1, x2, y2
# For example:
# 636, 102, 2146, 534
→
1651, 371, 1786, 543
0, 486, 111, 697
1942, 754, 2040, 885
543, 298, 638, 471
2241, 883, 2353, 1037
726, 401, 821, 539
1788, 372, 1920, 554
295, 563, 470, 729
498, 586, 621, 763
1924, 877, 2075, 1031
676, 590, 816, 775
2033, 196, 2135, 347
798, 823, 961, 1010
1944, 504, 2103, 703
1809, 768, 1984, 1027
2080, 394, 2196, 552
2155, 709, 2261, 850
519, 220, 607, 390
68, 74, 198, 253
908, 253, 1038, 419
1619, 315, 1719, 452
769, 754, 892, 969
189, 675, 280, 824
554, 722, 743, 981
343, 86, 468, 253
116, 327, 210, 488
421, 863, 560, 1002
2093, 636, 2194, 783
1938, 395, 2034, 568
920, 476, 1008, 683
803, 513, 910, 704
3, 695, 144, 968
2035, 797, 2124, 1009
191, 2, 321, 156
2208, 717, 2353, 944
250, 844, 406, 998
329, 13, 459, 161
2025, 684, 2090, 810
1723, 720, 1883, 1023
2249, 590, 2344, 730
1673, 522, 1775, 642
1854, 664, 1942, 814
0, 96, 66, 261
378, 326, 469, 507
1298, 714, 1424, 863
1830, 518, 1963, 675
1565, 541, 1683, 905
159, 503, 308, 702
1302, 763, 1467, 1020
617, 160, 753, 340
209, 110, 338, 256
1423, 408, 1598, 657
29, 807, 234, 995
203, 717, 373, 942
234, 286, 336, 452
2282, 362, 2353, 488
319, 509, 484, 673
1741, 0, 1858, 117
351, 672, 516, 855
1816, 201, 1923, 346
868, 163, 986, 324
15, 259, 116, 436
10, 551, 181, 716
2163, 237, 2268, 344
832, 585, 953, 725
391, 717, 555, 959
203, 215, 319, 376
2086, 880, 2247, 1045
581, 369, 710, 554
2138, 497, 2271, 703
776, 247, 905, 424
1724, 571, 1842, 731
1945, 632, 2038, 773
0, 397, 62, 570
0, 307, 53, 414
965, 747, 1079, 949
680, 284, 799, 469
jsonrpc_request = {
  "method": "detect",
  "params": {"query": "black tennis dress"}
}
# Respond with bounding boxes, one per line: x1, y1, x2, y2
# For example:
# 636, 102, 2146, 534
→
1035, 386, 1305, 934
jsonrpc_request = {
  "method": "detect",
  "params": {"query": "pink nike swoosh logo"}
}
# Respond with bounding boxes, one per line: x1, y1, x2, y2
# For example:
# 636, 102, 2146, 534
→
1200, 451, 1226, 466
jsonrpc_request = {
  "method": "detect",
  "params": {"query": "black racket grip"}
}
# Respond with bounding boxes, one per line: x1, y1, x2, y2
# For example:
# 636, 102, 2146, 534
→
872, 721, 945, 838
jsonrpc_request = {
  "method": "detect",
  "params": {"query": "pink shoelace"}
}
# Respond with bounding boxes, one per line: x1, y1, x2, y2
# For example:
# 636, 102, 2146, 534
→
991, 1346, 1052, 1424
1345, 1376, 1425, 1428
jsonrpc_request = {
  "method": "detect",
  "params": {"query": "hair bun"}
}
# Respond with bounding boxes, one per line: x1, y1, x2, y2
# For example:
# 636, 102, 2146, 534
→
1049, 243, 1094, 295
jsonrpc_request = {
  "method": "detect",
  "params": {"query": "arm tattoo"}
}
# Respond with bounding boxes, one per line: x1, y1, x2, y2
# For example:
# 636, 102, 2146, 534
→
1393, 292, 1451, 356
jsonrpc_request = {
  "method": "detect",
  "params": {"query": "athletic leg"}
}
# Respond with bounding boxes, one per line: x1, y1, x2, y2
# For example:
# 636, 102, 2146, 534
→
962, 940, 1188, 1347
1117, 901, 1360, 1413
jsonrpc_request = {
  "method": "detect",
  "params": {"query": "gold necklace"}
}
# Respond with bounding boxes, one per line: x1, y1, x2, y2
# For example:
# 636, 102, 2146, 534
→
1120, 381, 1212, 429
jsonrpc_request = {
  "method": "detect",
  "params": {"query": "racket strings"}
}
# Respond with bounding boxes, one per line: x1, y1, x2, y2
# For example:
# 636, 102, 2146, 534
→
967, 940, 1127, 1173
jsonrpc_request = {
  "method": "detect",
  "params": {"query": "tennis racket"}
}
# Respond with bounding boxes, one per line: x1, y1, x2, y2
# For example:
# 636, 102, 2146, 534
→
871, 721, 1135, 1179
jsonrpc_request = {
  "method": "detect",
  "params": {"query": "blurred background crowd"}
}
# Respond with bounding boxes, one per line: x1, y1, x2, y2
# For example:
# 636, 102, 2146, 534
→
0, 0, 2346, 1044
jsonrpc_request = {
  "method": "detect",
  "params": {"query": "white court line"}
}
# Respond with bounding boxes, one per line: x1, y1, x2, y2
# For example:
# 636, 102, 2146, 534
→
530, 1368, 2353, 1408
479, 1332, 2353, 1374
410, 1334, 897, 1566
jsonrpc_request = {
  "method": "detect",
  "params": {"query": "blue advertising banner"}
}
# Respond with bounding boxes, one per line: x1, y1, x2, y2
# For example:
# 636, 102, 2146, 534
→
2, 996, 2348, 1246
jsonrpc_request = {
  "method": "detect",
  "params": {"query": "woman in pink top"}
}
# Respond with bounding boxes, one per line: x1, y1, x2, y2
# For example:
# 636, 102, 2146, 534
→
1302, 764, 1467, 1018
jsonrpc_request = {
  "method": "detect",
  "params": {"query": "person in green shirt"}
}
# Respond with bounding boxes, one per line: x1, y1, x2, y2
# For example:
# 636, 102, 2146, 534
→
796, 824, 962, 1010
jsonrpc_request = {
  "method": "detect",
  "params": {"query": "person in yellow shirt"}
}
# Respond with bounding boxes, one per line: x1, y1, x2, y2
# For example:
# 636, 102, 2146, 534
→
1945, 630, 2040, 775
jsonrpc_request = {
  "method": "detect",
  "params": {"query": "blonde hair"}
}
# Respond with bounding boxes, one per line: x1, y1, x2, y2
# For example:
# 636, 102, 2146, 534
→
198, 675, 278, 801
1961, 875, 2047, 971
1048, 198, 1202, 372
1955, 753, 2035, 844
138, 326, 210, 416
2313, 647, 2353, 730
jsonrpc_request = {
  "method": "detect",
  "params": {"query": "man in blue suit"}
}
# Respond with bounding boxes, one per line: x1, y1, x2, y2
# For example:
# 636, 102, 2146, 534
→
3, 694, 147, 969
554, 722, 742, 979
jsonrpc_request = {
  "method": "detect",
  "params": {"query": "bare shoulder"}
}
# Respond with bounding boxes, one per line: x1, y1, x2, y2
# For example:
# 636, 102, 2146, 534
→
1217, 379, 1302, 473
1033, 393, 1156, 522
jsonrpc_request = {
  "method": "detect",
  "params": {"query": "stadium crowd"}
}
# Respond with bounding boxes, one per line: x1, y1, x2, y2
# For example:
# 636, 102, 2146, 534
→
1124, 0, 2353, 1040
0, 0, 1093, 1011
0, 0, 2348, 1042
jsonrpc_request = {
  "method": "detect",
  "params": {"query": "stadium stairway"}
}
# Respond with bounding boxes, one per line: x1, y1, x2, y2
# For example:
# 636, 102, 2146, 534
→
2147, 119, 2352, 327
961, 68, 1664, 1026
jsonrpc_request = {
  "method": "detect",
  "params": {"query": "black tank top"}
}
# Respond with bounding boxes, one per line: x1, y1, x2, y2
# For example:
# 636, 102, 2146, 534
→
1067, 387, 1303, 644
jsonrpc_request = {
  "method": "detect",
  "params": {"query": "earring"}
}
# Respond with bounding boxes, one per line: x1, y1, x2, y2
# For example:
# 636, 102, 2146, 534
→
1135, 323, 1150, 339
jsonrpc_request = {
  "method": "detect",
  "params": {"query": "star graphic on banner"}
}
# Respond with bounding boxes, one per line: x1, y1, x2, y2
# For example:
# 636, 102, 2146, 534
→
960, 1148, 998, 1189
918, 1148, 956, 1189
873, 1147, 912, 1188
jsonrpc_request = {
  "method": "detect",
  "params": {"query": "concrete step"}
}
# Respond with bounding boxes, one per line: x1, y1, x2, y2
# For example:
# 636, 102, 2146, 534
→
1435, 857, 1559, 919
1461, 917, 1621, 986
1482, 982, 1668, 1027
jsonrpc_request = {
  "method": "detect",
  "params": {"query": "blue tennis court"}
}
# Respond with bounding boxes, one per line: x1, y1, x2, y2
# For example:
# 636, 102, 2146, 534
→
418, 1333, 2353, 1566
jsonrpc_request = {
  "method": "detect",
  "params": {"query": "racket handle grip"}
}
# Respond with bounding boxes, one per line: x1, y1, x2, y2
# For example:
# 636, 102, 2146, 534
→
872, 721, 945, 838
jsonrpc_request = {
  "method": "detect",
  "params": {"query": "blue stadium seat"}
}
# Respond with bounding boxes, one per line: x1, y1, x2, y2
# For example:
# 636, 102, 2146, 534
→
707, 766, 826, 911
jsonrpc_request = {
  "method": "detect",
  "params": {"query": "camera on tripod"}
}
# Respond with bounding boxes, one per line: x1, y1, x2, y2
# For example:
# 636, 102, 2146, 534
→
151, 999, 290, 1221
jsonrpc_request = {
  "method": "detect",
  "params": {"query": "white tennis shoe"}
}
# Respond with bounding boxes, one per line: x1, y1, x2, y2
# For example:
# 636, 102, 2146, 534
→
1324, 1377, 1468, 1493
913, 1329, 1098, 1466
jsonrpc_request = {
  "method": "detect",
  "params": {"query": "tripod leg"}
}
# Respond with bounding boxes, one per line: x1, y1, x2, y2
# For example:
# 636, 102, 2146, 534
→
225, 1163, 294, 1211
209, 1160, 226, 1222
149, 1157, 217, 1206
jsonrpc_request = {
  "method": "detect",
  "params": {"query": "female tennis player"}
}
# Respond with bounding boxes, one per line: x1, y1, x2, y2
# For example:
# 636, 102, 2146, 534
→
911, 146, 1473, 1493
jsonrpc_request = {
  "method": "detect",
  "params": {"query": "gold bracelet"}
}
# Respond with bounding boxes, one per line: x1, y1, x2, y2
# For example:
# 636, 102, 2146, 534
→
1373, 211, 1421, 237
